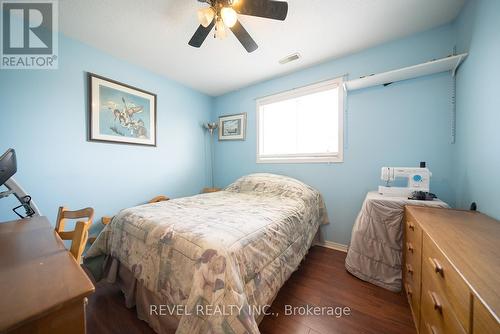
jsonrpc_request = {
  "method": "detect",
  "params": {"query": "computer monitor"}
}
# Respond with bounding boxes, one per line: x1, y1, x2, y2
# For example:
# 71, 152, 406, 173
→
0, 149, 17, 187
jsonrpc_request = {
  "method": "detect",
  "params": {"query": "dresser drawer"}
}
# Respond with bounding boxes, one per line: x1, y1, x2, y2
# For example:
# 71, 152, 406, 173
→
473, 297, 500, 334
405, 218, 422, 278
404, 217, 423, 328
405, 280, 421, 328
405, 216, 422, 251
404, 241, 421, 309
404, 260, 420, 289
421, 269, 466, 334
404, 218, 422, 284
422, 235, 470, 331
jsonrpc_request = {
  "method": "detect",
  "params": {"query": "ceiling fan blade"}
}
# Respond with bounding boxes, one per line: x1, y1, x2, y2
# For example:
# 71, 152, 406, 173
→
234, 0, 288, 21
230, 20, 258, 53
188, 20, 215, 48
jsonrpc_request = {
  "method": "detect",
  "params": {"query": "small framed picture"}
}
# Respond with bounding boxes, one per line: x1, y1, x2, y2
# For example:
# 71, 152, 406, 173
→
218, 113, 246, 141
88, 73, 157, 146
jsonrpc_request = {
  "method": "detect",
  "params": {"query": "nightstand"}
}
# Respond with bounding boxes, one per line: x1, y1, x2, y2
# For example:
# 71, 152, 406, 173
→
202, 187, 221, 193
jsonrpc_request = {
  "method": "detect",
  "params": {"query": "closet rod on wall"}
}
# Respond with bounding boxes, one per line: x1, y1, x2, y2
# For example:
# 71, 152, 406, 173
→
344, 53, 468, 91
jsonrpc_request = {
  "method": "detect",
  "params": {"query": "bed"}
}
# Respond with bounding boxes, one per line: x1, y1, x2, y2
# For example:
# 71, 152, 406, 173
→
85, 173, 328, 334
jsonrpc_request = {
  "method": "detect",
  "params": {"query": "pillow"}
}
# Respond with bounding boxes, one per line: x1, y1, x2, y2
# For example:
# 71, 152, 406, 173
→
225, 173, 317, 200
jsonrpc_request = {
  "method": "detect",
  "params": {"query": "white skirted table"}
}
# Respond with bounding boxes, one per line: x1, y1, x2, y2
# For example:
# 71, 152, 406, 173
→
345, 192, 448, 292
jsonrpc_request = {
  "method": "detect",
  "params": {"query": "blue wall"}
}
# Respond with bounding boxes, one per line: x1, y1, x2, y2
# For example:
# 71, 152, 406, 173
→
212, 25, 458, 245
3, 3, 497, 247
0, 35, 213, 230
453, 0, 500, 219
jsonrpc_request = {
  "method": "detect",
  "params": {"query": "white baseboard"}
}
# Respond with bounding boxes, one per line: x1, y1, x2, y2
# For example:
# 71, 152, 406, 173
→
315, 240, 348, 253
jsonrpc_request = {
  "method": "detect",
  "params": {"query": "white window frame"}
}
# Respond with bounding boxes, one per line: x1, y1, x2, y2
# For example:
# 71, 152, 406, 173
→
256, 77, 344, 164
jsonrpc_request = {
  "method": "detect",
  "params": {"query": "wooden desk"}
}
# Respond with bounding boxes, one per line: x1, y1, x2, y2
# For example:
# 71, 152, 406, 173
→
0, 216, 95, 334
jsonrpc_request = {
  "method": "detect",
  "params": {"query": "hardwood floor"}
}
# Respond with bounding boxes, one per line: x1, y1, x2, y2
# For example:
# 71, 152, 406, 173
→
86, 246, 416, 334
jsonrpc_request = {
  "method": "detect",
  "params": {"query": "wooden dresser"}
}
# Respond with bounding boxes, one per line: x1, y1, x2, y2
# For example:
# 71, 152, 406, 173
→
404, 206, 500, 334
0, 216, 95, 334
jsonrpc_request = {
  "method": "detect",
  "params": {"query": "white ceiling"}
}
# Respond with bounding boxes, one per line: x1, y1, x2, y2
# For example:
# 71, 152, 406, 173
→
59, 0, 465, 96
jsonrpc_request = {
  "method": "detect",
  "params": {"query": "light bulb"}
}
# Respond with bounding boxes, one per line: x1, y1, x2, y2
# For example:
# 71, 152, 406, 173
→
221, 7, 237, 28
197, 7, 215, 28
215, 19, 227, 39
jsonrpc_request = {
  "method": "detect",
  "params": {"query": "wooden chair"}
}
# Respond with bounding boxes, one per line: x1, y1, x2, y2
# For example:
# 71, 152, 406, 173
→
55, 206, 94, 263
88, 195, 169, 245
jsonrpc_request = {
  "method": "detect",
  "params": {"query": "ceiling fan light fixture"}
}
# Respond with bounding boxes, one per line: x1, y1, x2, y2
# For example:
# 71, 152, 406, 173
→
221, 7, 237, 28
188, 0, 288, 53
215, 19, 227, 39
197, 7, 215, 28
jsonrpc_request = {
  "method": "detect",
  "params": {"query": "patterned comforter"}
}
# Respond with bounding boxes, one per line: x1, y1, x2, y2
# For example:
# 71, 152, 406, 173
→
86, 173, 328, 334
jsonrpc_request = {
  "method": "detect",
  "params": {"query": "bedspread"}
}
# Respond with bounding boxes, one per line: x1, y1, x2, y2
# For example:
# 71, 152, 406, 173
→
85, 173, 328, 334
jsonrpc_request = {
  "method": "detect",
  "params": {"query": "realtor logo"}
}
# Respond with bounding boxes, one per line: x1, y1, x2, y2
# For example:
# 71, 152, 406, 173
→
1, 0, 58, 69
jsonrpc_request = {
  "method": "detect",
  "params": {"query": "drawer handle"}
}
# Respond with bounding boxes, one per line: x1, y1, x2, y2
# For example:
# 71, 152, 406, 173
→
429, 291, 443, 313
429, 257, 444, 276
406, 264, 414, 275
426, 323, 439, 334
405, 283, 413, 298
408, 222, 415, 231
406, 242, 414, 253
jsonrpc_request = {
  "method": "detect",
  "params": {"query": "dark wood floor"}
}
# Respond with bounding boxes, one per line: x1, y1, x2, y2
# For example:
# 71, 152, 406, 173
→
86, 246, 416, 334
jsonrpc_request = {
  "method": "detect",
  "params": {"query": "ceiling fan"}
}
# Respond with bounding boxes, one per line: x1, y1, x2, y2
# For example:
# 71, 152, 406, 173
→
189, 0, 288, 53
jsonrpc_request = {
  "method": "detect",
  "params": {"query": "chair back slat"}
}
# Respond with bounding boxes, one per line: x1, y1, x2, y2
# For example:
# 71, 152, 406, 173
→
60, 208, 94, 220
55, 206, 94, 262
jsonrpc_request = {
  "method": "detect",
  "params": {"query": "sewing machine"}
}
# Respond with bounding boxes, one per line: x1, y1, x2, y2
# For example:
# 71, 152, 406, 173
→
378, 166, 432, 198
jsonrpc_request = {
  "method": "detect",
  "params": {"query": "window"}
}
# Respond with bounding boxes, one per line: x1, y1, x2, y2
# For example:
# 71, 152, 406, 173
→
256, 78, 344, 163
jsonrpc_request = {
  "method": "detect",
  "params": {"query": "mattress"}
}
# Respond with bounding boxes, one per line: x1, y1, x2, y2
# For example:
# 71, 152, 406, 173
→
85, 173, 328, 334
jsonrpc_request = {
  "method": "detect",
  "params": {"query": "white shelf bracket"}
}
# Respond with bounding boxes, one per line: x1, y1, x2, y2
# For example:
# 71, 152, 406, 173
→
452, 54, 465, 77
